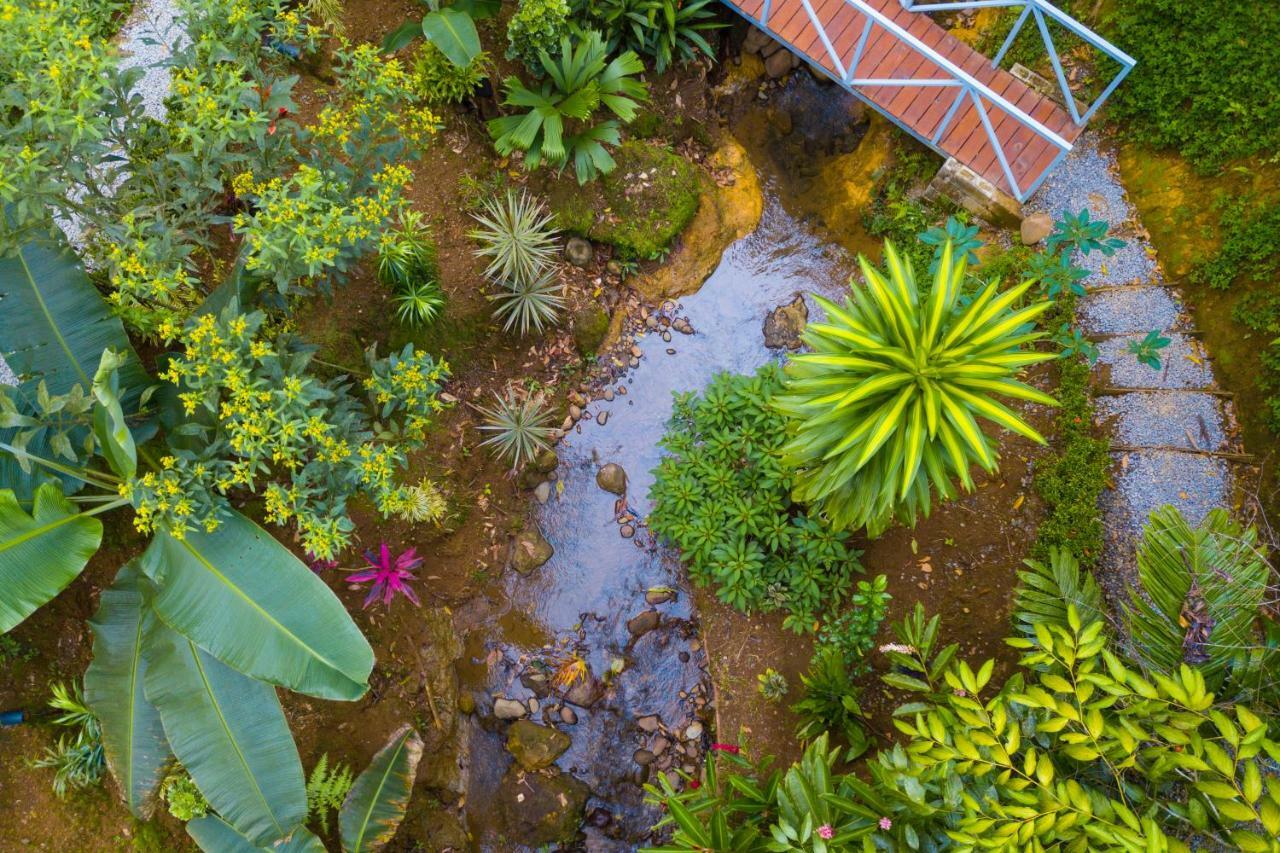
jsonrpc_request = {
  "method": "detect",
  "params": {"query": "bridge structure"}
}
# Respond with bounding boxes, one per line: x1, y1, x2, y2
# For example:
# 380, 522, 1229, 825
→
722, 0, 1134, 202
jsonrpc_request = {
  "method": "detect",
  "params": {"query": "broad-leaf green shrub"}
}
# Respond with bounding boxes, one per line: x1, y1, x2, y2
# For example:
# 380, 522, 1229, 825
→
1108, 0, 1280, 173
489, 30, 648, 184
774, 241, 1057, 535
413, 42, 491, 105
505, 0, 573, 71
568, 0, 723, 72
649, 366, 863, 633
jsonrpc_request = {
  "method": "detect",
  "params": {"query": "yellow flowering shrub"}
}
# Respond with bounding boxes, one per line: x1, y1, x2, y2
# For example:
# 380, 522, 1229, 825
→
123, 309, 450, 559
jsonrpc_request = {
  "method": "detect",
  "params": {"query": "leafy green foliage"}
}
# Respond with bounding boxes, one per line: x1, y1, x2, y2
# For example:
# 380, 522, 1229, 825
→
816, 574, 890, 666
469, 189, 560, 286
649, 367, 863, 633
505, 0, 573, 71
394, 281, 446, 327
775, 241, 1056, 535
1051, 321, 1099, 363
1127, 328, 1172, 369
1013, 546, 1103, 641
30, 680, 106, 798
412, 42, 490, 105
339, 726, 423, 853
162, 768, 211, 821
756, 668, 788, 702
1045, 208, 1126, 257
569, 0, 723, 72
420, 7, 482, 68
1029, 250, 1089, 300
306, 754, 353, 835
1109, 0, 1280, 172
791, 647, 870, 757
489, 31, 649, 184
919, 215, 981, 275
379, 212, 444, 328
475, 390, 556, 470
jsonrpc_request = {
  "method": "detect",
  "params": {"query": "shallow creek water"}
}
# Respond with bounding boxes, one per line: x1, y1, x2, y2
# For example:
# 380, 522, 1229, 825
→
459, 75, 878, 849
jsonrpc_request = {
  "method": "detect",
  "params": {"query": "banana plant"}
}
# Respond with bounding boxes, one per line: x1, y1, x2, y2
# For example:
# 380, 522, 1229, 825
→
774, 240, 1058, 535
381, 0, 495, 64
0, 238, 375, 844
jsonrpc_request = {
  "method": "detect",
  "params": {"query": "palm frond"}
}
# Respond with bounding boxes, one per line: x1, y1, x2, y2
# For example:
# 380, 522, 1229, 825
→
1013, 546, 1104, 639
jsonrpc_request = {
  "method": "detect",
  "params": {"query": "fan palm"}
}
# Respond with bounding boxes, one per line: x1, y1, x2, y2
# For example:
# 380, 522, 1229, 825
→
774, 241, 1057, 534
487, 30, 648, 183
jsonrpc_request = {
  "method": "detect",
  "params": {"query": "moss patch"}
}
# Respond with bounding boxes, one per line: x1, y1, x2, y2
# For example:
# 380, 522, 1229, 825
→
545, 141, 701, 260
570, 302, 609, 357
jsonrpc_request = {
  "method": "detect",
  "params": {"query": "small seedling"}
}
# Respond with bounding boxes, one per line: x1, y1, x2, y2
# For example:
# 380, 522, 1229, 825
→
1055, 323, 1100, 364
1046, 209, 1126, 257
1127, 329, 1172, 370
757, 668, 788, 702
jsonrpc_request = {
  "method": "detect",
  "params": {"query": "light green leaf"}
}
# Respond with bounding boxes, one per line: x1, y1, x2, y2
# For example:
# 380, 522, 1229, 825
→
340, 725, 424, 852
140, 511, 373, 700
84, 561, 169, 818
421, 8, 479, 67
144, 617, 306, 846
188, 816, 326, 853
91, 349, 136, 481
0, 482, 102, 632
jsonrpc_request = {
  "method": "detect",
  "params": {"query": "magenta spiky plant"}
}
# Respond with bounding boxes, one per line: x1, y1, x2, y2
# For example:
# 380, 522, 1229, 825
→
348, 544, 422, 608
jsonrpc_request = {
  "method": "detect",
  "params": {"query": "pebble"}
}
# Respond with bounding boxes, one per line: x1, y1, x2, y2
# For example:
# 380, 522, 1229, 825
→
603, 389, 615, 401
630, 345, 643, 358
661, 331, 671, 342
493, 698, 528, 720
620, 523, 635, 538
633, 749, 654, 766
629, 357, 640, 368
560, 706, 578, 725
684, 721, 703, 741
645, 588, 675, 605
651, 736, 670, 756
666, 348, 676, 355
569, 404, 582, 419
533, 481, 551, 504
597, 410, 609, 426
527, 698, 539, 714
637, 715, 660, 733
617, 385, 627, 395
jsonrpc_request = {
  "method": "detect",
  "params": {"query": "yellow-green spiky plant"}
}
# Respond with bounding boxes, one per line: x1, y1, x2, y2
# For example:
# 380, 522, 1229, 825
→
774, 241, 1057, 535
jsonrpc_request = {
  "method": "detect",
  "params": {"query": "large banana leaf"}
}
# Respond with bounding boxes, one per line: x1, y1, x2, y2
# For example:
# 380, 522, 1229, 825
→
187, 817, 325, 853
421, 8, 480, 67
140, 510, 373, 701
0, 236, 148, 499
0, 482, 103, 632
143, 616, 307, 846
339, 725, 423, 852
84, 561, 169, 818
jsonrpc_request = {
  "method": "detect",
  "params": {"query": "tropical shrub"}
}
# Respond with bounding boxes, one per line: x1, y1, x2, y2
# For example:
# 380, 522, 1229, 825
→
649, 366, 863, 633
816, 574, 890, 666
161, 768, 211, 822
791, 647, 870, 758
413, 42, 491, 105
774, 241, 1057, 534
475, 390, 556, 469
489, 31, 649, 184
569, 0, 723, 72
506, 0, 573, 70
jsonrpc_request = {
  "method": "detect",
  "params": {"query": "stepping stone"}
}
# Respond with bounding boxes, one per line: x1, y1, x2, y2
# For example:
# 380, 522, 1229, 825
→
1096, 392, 1228, 452
1078, 286, 1187, 336
1095, 332, 1216, 390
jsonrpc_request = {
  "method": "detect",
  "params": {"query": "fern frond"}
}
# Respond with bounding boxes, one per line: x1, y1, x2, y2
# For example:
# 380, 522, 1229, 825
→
306, 752, 354, 834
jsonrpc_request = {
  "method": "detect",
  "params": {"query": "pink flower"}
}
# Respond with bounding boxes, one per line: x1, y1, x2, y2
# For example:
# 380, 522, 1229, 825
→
879, 817, 893, 831
710, 743, 740, 754
347, 544, 422, 608
817, 824, 834, 840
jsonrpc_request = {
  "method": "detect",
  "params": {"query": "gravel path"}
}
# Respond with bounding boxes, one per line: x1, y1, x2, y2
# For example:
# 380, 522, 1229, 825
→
1025, 134, 1242, 601
3, 0, 184, 388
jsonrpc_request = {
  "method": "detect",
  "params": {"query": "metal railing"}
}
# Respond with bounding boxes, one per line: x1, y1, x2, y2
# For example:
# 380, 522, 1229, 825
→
751, 0, 1077, 200
900, 0, 1136, 126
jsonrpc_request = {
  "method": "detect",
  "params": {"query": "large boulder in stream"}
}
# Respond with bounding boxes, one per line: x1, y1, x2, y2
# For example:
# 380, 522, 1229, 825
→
498, 766, 591, 846
763, 294, 808, 349
507, 720, 571, 770
596, 463, 627, 495
512, 526, 554, 574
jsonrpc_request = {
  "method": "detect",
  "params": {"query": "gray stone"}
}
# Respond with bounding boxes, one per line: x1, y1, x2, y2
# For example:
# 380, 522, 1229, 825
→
684, 721, 703, 741
764, 48, 793, 79
1020, 211, 1053, 245
633, 748, 654, 766
596, 463, 627, 495
494, 698, 528, 720
620, 523, 635, 539
565, 677, 603, 709
507, 720, 571, 770
637, 715, 660, 733
596, 410, 609, 427
533, 481, 552, 504
762, 294, 808, 349
627, 610, 660, 638
512, 526, 553, 574
743, 27, 771, 55
498, 766, 590, 846
645, 588, 675, 605
560, 706, 578, 725
565, 236, 594, 267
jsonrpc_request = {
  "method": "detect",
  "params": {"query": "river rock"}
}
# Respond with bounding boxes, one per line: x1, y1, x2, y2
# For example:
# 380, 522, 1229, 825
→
763, 294, 808, 349
645, 588, 675, 605
565, 677, 603, 709
565, 237, 594, 267
533, 481, 552, 504
560, 706, 578, 725
637, 715, 660, 733
619, 523, 634, 538
684, 721, 703, 741
494, 697, 528, 720
507, 720, 571, 770
532, 448, 559, 473
627, 609, 660, 638
743, 26, 771, 55
765, 47, 794, 79
416, 807, 470, 853
651, 736, 670, 756
512, 526, 553, 574
498, 766, 590, 846
458, 692, 476, 715
633, 748, 654, 766
1020, 211, 1053, 245
596, 463, 627, 495
597, 410, 609, 426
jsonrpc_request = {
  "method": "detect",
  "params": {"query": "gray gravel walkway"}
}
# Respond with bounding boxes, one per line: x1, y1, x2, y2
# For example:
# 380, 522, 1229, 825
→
1026, 134, 1241, 601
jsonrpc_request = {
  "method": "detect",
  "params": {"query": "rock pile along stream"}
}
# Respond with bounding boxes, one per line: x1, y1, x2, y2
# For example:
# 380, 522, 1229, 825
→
1025, 134, 1243, 600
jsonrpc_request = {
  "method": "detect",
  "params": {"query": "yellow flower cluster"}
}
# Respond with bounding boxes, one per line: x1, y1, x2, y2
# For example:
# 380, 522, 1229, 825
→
103, 214, 201, 338
120, 457, 228, 539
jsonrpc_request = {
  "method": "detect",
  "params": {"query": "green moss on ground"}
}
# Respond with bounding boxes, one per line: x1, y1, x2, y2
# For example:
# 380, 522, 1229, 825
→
570, 302, 609, 357
546, 141, 701, 260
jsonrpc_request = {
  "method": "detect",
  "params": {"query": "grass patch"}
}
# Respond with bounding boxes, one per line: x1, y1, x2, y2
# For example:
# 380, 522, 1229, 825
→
546, 141, 700, 260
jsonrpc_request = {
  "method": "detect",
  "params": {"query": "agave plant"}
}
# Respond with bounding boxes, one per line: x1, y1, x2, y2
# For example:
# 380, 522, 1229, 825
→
469, 189, 559, 286
475, 390, 556, 470
490, 265, 566, 335
488, 30, 648, 183
774, 241, 1057, 534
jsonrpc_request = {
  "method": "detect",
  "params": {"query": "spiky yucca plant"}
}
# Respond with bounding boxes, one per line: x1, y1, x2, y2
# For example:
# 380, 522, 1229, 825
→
775, 242, 1057, 534
475, 391, 556, 470
490, 266, 565, 335
469, 189, 559, 286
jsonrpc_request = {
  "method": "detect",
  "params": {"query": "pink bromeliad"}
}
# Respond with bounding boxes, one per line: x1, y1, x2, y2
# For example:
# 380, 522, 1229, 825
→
348, 544, 422, 608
